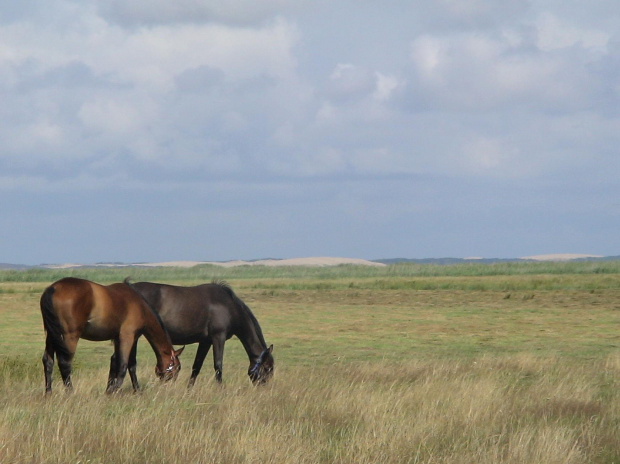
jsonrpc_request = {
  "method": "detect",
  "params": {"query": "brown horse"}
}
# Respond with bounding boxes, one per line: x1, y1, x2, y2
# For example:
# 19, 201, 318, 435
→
40, 277, 183, 394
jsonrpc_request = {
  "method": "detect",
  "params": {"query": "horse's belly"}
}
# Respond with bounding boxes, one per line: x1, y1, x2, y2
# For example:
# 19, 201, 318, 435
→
167, 330, 204, 345
160, 315, 209, 345
81, 322, 116, 341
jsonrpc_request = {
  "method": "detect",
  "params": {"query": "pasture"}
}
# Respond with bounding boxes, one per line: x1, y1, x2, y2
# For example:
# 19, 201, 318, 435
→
1, 262, 620, 463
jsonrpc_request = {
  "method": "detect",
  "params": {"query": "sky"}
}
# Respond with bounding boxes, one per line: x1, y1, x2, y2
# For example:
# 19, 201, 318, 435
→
1, 0, 619, 265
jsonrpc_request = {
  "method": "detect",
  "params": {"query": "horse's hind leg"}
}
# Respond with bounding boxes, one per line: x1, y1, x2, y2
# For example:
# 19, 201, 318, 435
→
42, 335, 55, 394
57, 352, 74, 392
55, 335, 77, 392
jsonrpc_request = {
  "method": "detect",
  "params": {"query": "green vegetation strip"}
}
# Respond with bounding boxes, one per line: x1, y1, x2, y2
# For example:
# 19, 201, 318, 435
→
2, 260, 620, 287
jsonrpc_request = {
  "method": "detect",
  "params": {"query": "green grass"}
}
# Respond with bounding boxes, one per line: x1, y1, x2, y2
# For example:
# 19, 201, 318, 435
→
2, 263, 620, 463
3, 259, 620, 284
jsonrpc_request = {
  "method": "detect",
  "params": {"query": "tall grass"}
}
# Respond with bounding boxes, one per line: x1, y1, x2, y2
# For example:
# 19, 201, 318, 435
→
1, 356, 619, 463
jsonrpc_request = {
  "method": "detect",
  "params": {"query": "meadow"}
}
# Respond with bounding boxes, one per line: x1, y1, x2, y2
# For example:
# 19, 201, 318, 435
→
1, 261, 620, 463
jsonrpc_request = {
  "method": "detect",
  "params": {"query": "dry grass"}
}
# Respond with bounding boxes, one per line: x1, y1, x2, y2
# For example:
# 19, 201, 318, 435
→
1, 357, 619, 464
2, 274, 620, 463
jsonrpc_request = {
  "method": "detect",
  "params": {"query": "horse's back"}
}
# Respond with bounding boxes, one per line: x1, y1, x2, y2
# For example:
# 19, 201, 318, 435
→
163, 284, 222, 340
162, 282, 237, 319
132, 282, 237, 343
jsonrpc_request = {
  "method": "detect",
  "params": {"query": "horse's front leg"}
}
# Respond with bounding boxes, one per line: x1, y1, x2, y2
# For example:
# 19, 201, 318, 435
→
212, 333, 226, 384
188, 339, 212, 387
109, 347, 139, 392
106, 336, 132, 394
107, 351, 117, 390
106, 341, 121, 394
127, 342, 140, 392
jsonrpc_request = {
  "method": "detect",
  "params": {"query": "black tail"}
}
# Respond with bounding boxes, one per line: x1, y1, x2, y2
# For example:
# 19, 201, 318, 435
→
40, 285, 71, 358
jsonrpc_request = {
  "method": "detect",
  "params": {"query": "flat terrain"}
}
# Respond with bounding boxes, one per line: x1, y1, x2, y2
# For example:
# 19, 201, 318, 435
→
1, 263, 620, 463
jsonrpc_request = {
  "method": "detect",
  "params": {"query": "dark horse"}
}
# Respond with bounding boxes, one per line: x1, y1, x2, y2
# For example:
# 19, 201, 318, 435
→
40, 277, 183, 394
125, 280, 274, 386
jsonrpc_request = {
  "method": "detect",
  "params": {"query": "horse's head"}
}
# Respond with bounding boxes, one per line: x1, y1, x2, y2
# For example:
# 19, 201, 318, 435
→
248, 345, 274, 385
156, 346, 184, 381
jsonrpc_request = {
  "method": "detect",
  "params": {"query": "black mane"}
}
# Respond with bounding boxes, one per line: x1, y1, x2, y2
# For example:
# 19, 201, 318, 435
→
124, 277, 171, 343
213, 280, 268, 349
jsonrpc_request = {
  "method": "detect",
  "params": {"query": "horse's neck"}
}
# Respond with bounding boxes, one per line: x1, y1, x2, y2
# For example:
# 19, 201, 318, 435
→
141, 312, 172, 365
237, 319, 266, 362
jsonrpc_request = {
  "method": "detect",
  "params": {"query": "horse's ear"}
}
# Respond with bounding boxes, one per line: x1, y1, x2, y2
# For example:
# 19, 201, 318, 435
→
267, 344, 273, 354
175, 346, 185, 357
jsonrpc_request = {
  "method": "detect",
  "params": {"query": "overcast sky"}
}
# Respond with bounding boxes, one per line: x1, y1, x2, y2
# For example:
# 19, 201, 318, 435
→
1, 0, 619, 264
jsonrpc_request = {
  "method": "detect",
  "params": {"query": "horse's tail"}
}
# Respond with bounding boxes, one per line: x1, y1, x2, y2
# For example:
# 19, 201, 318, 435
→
40, 285, 71, 358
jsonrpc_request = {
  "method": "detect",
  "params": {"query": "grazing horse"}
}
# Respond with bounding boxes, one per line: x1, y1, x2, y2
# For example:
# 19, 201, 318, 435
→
40, 277, 183, 394
126, 280, 274, 386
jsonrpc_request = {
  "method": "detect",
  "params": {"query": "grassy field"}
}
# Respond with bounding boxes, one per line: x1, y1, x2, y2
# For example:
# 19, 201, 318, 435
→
1, 262, 620, 463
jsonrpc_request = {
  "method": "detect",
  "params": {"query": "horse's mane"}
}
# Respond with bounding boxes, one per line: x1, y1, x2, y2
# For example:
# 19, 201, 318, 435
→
213, 280, 268, 349
123, 277, 171, 343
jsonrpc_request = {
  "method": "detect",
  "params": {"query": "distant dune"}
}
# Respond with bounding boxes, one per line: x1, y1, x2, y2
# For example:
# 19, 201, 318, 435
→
137, 257, 386, 268
6, 254, 614, 271
520, 254, 604, 261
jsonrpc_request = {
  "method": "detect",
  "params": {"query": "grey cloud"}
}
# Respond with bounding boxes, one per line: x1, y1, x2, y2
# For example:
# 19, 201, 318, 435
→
322, 64, 377, 104
402, 31, 605, 114
0, 0, 52, 24
1, 1, 620, 264
95, 0, 304, 27
174, 66, 226, 92
423, 0, 530, 30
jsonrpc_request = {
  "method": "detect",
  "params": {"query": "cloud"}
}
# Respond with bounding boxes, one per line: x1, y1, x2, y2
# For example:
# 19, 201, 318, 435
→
0, 6, 299, 89
412, 0, 530, 30
1, 0, 620, 263
96, 0, 304, 27
0, 5, 301, 180
535, 11, 611, 52
325, 63, 376, 103
0, 0, 615, 192
406, 30, 601, 113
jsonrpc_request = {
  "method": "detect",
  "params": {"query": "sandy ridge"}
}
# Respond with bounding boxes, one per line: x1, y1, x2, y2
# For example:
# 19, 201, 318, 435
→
136, 257, 386, 268
520, 253, 603, 261
41, 254, 606, 269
